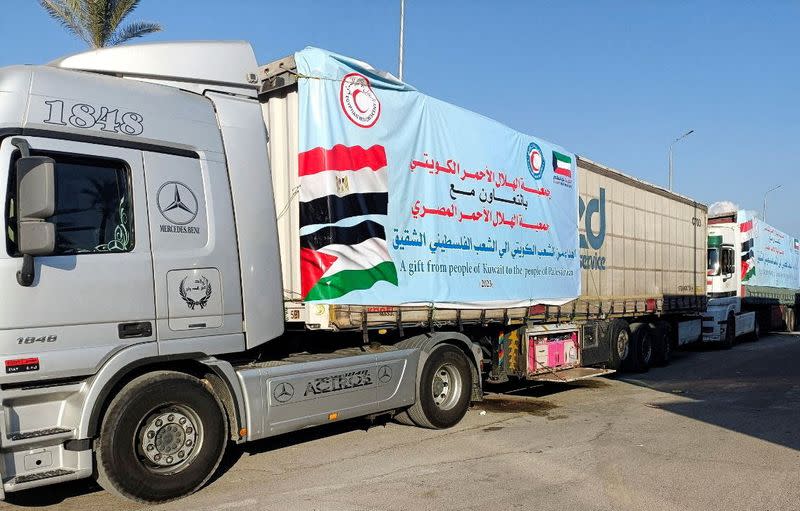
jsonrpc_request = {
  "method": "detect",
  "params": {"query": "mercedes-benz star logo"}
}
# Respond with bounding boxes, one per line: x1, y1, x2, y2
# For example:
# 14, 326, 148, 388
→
157, 181, 198, 225
273, 382, 294, 403
378, 365, 392, 383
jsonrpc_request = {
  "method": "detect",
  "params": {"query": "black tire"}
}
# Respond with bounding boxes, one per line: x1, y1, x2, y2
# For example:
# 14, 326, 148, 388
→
95, 371, 228, 503
406, 344, 472, 429
629, 323, 653, 372
393, 409, 416, 426
606, 319, 632, 371
750, 316, 761, 341
649, 321, 671, 367
720, 313, 735, 349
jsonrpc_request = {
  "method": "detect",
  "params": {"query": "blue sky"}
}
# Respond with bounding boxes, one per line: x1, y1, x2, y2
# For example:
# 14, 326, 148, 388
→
2, 1, 798, 233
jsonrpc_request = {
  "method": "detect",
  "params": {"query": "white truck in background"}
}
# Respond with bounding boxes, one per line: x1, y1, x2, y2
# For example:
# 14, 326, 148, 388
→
0, 41, 709, 503
703, 205, 800, 345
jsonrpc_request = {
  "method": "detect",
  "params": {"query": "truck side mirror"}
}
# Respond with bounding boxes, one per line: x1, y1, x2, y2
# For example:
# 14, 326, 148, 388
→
17, 156, 56, 254
15, 156, 56, 286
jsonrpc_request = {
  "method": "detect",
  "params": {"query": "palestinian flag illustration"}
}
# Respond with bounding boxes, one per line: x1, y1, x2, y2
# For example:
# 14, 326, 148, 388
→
298, 144, 396, 301
741, 220, 755, 282
552, 151, 573, 178
300, 220, 398, 300
299, 144, 389, 227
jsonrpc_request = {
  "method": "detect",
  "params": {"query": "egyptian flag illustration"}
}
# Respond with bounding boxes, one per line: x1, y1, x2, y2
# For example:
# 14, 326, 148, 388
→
299, 144, 398, 301
740, 218, 755, 281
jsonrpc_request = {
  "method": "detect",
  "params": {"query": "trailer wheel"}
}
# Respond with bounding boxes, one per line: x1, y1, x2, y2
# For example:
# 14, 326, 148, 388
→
649, 321, 671, 367
629, 323, 653, 372
720, 313, 735, 349
606, 319, 631, 371
406, 344, 472, 429
95, 371, 228, 503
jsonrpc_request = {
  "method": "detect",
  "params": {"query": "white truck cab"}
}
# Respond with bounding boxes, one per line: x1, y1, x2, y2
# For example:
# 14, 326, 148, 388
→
704, 217, 756, 345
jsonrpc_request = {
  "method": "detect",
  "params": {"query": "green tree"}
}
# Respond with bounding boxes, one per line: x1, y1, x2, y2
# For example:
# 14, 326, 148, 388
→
39, 0, 162, 48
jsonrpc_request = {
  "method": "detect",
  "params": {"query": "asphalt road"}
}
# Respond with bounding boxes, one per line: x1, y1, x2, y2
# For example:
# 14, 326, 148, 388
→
3, 333, 799, 511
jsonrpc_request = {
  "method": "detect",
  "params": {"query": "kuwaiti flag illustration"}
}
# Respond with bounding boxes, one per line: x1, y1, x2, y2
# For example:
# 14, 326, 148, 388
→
299, 144, 398, 301
552, 151, 573, 178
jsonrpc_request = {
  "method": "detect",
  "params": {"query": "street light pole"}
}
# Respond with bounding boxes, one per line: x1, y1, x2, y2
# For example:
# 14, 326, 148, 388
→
763, 184, 781, 222
668, 129, 694, 191
398, 0, 405, 81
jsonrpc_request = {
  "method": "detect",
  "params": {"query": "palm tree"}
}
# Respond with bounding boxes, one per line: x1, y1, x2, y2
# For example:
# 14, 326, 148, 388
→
39, 0, 162, 48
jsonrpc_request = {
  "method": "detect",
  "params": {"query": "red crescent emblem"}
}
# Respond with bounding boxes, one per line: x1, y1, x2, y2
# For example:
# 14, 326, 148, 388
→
351, 89, 369, 113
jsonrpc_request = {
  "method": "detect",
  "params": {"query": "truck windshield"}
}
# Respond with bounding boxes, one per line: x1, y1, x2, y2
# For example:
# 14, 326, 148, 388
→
707, 248, 720, 276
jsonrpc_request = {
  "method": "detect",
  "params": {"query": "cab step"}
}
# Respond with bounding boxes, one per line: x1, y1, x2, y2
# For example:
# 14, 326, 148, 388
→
9, 468, 74, 485
7, 427, 71, 442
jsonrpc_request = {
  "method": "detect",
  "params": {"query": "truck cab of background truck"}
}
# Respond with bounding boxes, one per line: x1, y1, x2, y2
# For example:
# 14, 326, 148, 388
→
0, 41, 488, 502
703, 213, 757, 345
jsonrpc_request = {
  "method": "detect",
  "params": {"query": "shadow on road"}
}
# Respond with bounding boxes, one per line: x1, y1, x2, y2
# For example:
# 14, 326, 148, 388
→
213, 415, 394, 479
3, 481, 102, 508
3, 416, 393, 508
6, 335, 797, 507
619, 334, 800, 451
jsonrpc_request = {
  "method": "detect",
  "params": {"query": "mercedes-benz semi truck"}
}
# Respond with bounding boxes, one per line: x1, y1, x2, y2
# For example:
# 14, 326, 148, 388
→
0, 41, 707, 502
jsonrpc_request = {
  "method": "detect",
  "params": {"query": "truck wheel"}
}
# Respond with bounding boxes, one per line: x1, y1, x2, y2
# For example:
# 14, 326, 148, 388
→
649, 321, 671, 367
720, 313, 735, 349
606, 319, 631, 371
629, 323, 653, 372
406, 344, 472, 429
392, 409, 416, 426
95, 371, 228, 503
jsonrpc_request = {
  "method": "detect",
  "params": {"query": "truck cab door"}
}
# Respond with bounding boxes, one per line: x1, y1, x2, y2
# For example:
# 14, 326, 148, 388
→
0, 136, 156, 382
141, 151, 244, 355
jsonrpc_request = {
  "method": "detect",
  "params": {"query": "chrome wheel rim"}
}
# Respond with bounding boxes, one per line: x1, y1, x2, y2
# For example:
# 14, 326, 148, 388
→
431, 363, 462, 410
617, 330, 630, 360
137, 405, 203, 474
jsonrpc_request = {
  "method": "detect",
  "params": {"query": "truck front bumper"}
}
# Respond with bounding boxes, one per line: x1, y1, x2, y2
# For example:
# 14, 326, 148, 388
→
702, 316, 723, 342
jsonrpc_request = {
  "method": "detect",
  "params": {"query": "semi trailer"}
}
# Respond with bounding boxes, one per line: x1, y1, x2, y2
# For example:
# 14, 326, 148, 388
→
704, 206, 800, 345
0, 41, 707, 502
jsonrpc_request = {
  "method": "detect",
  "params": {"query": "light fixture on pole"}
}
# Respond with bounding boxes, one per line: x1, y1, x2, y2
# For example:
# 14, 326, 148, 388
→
668, 129, 694, 191
763, 184, 781, 222
398, 0, 405, 81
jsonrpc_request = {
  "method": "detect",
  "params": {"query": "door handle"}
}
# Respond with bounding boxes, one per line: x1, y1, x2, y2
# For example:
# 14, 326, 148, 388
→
118, 322, 153, 339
